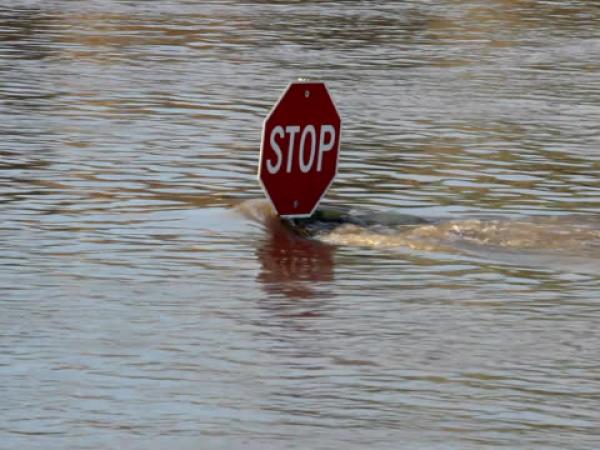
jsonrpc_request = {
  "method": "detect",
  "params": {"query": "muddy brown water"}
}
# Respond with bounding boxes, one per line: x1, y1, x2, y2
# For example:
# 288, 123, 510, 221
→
2, 1, 600, 449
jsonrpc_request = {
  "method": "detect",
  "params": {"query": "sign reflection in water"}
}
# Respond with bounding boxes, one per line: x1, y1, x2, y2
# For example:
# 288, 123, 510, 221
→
256, 215, 335, 301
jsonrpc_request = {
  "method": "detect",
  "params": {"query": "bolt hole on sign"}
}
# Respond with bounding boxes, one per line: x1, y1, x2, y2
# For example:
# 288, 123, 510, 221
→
258, 81, 342, 218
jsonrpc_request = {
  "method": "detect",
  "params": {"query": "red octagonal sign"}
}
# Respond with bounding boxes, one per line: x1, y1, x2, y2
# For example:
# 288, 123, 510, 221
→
258, 81, 341, 218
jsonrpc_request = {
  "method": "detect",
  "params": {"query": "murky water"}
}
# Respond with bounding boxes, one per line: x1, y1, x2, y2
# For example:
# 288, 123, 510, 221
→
2, 1, 600, 448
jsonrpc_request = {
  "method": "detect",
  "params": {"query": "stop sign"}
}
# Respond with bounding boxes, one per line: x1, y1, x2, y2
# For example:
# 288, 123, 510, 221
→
258, 81, 341, 218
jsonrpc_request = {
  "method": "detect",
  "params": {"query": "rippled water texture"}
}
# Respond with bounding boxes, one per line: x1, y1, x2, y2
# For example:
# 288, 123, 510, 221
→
2, 1, 600, 449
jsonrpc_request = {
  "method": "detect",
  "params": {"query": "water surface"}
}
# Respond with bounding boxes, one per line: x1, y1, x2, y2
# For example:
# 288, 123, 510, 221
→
2, 1, 600, 448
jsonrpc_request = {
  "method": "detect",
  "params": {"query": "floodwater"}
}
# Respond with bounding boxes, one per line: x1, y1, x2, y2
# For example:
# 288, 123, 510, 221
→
2, 1, 600, 448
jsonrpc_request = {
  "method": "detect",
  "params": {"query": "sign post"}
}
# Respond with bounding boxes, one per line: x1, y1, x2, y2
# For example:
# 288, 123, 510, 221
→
258, 81, 341, 218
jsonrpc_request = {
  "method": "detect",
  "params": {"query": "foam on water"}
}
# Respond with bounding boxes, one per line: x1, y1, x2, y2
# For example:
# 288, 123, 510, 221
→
322, 216, 600, 255
236, 199, 600, 274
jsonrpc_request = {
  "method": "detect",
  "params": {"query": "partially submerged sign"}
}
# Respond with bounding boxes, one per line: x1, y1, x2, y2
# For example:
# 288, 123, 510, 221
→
258, 81, 341, 218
